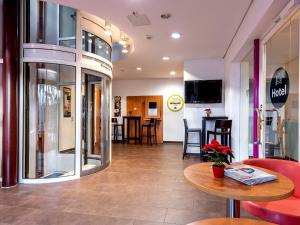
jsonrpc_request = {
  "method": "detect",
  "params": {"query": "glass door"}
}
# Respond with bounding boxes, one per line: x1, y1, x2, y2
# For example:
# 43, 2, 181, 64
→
81, 71, 110, 174
264, 12, 299, 161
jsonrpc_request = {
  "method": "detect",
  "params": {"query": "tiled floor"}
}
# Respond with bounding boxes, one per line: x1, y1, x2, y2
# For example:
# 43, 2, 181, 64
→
0, 143, 255, 225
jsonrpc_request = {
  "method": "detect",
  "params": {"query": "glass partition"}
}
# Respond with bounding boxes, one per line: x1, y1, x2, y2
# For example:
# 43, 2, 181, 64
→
265, 13, 299, 161
23, 63, 76, 178
240, 50, 254, 158
82, 31, 112, 60
25, 0, 76, 48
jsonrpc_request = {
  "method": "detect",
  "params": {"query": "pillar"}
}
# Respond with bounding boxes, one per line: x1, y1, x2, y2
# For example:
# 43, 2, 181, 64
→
2, 0, 20, 187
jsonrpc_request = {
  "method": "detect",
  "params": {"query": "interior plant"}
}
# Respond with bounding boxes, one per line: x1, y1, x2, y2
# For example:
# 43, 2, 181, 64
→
203, 108, 212, 117
201, 139, 234, 178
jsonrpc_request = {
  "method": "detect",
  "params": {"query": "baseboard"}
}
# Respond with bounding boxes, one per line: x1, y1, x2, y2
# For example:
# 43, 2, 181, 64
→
163, 141, 183, 144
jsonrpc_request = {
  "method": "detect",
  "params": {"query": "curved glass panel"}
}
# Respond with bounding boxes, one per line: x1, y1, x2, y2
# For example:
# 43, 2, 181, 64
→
82, 31, 112, 61
23, 63, 76, 178
81, 72, 111, 173
25, 0, 76, 48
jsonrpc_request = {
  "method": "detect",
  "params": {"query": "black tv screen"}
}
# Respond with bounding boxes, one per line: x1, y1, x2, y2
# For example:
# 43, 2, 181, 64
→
185, 80, 222, 103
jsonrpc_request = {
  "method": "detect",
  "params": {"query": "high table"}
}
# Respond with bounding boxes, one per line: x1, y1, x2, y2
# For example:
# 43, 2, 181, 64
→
184, 162, 294, 218
122, 116, 141, 144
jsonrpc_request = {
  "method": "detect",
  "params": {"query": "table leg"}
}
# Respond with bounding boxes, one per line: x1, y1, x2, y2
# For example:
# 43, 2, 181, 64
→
202, 119, 206, 147
135, 119, 137, 144
226, 199, 240, 218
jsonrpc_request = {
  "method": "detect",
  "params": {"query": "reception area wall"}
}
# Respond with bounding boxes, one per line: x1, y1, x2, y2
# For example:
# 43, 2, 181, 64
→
112, 78, 184, 142
183, 58, 225, 153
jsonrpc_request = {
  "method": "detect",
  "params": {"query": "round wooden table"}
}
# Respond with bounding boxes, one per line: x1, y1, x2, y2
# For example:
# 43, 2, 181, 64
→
187, 218, 275, 225
184, 163, 294, 218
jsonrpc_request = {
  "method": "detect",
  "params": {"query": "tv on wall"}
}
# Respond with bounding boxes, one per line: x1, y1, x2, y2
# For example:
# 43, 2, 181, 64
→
185, 80, 222, 104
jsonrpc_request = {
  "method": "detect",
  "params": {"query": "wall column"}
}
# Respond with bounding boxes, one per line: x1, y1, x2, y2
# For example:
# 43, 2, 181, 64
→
2, 0, 20, 187
253, 39, 260, 158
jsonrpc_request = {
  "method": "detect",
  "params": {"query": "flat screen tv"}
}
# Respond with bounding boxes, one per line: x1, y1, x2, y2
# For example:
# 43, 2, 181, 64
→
185, 80, 222, 104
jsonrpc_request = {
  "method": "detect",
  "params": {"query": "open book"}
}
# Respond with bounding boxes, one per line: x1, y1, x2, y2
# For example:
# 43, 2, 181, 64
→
224, 164, 277, 185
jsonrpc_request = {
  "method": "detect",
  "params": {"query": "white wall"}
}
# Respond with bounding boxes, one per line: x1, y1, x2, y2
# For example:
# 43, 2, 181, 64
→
112, 78, 184, 142
183, 58, 225, 153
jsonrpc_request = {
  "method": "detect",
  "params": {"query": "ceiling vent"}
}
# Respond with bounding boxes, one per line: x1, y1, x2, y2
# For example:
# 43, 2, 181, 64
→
127, 11, 151, 26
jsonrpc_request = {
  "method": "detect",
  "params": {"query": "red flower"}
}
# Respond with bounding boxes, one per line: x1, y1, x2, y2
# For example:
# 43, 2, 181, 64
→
201, 139, 233, 155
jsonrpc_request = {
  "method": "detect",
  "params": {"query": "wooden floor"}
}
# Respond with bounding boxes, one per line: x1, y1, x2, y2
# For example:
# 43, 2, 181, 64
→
0, 143, 255, 225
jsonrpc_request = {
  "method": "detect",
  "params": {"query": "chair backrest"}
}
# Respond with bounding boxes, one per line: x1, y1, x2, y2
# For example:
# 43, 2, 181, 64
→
242, 158, 300, 197
215, 119, 232, 132
112, 118, 118, 124
183, 119, 188, 130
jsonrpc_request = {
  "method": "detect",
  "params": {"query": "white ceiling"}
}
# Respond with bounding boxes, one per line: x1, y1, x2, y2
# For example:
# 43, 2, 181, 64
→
49, 0, 253, 79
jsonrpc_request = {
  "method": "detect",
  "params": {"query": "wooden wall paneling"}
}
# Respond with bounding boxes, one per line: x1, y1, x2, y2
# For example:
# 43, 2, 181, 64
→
127, 96, 163, 144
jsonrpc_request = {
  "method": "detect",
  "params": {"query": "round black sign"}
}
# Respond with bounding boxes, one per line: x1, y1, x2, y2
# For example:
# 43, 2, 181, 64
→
270, 67, 289, 109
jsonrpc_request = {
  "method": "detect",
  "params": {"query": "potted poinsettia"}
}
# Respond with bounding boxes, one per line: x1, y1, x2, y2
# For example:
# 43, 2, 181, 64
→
201, 139, 234, 178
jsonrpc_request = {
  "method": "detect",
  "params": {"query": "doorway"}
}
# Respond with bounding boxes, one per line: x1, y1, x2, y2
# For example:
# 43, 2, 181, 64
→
81, 71, 111, 174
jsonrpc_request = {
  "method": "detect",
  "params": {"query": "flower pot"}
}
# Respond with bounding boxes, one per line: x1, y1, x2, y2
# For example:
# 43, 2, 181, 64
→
212, 165, 225, 178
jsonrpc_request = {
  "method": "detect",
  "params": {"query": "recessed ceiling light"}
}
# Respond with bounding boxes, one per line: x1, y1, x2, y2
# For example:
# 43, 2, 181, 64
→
136, 67, 142, 71
122, 48, 128, 54
171, 32, 181, 39
170, 71, 176, 76
162, 56, 170, 61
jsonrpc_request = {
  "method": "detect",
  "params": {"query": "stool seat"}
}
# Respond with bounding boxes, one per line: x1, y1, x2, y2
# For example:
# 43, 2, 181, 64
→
187, 128, 202, 132
187, 218, 275, 225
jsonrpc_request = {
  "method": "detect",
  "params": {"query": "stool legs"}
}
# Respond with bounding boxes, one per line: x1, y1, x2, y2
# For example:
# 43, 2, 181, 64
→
183, 131, 188, 159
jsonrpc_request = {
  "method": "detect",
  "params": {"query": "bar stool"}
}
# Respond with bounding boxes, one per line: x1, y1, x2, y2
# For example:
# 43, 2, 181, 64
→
207, 119, 232, 147
112, 118, 124, 143
140, 119, 157, 145
183, 119, 201, 159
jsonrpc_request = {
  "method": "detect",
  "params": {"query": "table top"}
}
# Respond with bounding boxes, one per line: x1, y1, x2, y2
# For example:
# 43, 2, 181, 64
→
187, 218, 275, 225
123, 116, 141, 119
184, 162, 294, 201
202, 116, 228, 120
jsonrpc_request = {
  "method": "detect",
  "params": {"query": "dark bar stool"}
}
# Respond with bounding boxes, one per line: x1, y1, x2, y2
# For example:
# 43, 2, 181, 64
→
207, 119, 232, 162
112, 118, 124, 143
207, 119, 232, 147
140, 119, 157, 145
183, 119, 201, 159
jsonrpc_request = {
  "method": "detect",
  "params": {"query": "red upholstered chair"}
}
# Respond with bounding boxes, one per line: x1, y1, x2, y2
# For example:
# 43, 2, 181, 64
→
242, 158, 300, 225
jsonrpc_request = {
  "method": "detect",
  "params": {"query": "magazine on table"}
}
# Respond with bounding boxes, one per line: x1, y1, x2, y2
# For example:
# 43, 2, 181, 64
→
224, 164, 277, 185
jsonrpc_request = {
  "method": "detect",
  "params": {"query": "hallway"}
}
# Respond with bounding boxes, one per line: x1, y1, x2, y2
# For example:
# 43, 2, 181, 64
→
0, 143, 251, 225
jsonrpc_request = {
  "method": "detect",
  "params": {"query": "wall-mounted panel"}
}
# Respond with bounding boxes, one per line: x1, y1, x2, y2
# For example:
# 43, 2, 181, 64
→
24, 48, 76, 63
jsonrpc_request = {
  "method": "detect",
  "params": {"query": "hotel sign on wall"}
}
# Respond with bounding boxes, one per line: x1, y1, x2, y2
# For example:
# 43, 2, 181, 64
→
270, 67, 289, 109
167, 94, 184, 112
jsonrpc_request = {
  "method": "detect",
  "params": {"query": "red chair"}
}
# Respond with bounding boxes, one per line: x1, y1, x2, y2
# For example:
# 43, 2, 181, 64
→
242, 158, 300, 225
